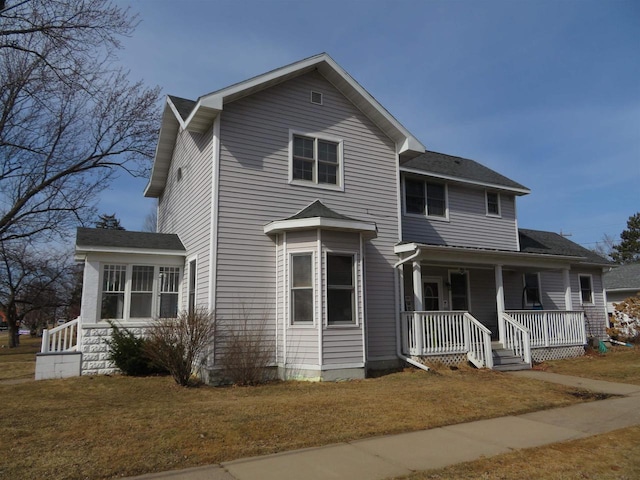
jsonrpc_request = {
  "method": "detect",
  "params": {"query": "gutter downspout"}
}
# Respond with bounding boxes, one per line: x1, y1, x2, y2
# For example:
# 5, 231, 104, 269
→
393, 248, 429, 371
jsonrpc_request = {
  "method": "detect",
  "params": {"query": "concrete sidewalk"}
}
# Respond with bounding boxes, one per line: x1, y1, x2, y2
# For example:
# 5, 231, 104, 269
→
125, 373, 640, 480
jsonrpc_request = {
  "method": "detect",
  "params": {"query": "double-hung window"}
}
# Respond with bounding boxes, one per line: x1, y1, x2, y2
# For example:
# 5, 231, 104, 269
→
486, 191, 501, 217
130, 266, 154, 318
405, 178, 447, 218
101, 265, 126, 319
579, 275, 594, 304
159, 266, 180, 318
291, 134, 341, 187
327, 254, 355, 325
291, 253, 313, 324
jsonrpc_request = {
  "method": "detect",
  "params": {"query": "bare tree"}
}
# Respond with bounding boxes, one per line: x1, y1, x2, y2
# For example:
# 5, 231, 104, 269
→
142, 207, 157, 232
593, 233, 616, 262
0, 242, 77, 347
0, 0, 161, 243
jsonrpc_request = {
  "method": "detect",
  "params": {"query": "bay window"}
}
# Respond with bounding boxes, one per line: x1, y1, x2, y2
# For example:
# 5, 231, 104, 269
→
291, 253, 313, 324
327, 254, 355, 325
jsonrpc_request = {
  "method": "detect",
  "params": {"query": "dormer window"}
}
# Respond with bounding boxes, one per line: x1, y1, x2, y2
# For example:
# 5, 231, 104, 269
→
289, 132, 343, 190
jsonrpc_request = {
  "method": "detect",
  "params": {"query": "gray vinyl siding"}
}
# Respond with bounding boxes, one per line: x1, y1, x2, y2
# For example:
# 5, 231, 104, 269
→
215, 70, 399, 365
402, 182, 519, 250
157, 128, 212, 311
572, 269, 608, 338
540, 271, 566, 310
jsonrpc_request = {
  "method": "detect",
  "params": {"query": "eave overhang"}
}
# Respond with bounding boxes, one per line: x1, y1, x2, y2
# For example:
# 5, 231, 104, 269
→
400, 167, 531, 196
394, 242, 603, 269
145, 53, 425, 198
264, 217, 377, 236
75, 245, 186, 261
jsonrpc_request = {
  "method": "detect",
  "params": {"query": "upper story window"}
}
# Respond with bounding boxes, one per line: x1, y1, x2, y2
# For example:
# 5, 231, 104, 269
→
404, 178, 447, 219
486, 191, 501, 217
579, 274, 594, 304
290, 133, 343, 190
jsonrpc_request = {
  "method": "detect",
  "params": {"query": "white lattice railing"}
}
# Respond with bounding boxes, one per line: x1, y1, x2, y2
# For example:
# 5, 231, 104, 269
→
41, 317, 81, 353
401, 311, 493, 368
505, 310, 586, 347
502, 313, 532, 366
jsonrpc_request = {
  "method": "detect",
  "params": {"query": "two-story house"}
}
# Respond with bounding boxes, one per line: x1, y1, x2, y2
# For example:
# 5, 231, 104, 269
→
37, 53, 610, 381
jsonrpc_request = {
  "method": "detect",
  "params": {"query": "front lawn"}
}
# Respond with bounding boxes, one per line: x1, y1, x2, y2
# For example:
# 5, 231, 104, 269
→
0, 367, 593, 480
540, 345, 640, 385
0, 333, 40, 381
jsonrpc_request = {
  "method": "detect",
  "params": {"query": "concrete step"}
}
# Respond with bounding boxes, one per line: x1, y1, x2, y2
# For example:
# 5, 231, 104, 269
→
491, 349, 531, 371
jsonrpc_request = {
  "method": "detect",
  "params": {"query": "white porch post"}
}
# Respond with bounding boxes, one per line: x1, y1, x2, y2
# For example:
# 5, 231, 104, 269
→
412, 260, 423, 311
495, 265, 505, 345
563, 268, 573, 311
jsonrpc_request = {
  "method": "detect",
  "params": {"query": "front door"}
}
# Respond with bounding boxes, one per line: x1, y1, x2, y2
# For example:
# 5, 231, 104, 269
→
423, 277, 443, 311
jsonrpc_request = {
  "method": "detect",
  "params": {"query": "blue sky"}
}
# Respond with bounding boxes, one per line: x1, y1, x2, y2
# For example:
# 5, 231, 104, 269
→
104, 0, 639, 250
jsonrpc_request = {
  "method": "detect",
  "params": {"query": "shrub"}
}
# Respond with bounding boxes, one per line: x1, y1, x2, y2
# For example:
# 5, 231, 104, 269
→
144, 309, 215, 387
216, 310, 275, 386
105, 321, 166, 376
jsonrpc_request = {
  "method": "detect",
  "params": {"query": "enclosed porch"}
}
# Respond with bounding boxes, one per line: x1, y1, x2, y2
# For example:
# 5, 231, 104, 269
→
395, 243, 605, 370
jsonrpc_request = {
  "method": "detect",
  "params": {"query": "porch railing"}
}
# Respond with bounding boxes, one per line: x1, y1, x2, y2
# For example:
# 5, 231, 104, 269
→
505, 310, 586, 347
401, 311, 493, 368
41, 317, 81, 353
502, 313, 532, 366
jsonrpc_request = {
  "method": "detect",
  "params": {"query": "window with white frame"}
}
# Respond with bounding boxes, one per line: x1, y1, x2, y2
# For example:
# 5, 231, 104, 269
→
404, 178, 447, 218
159, 266, 180, 318
523, 273, 541, 307
101, 264, 126, 319
291, 134, 341, 187
327, 254, 355, 325
291, 253, 313, 324
486, 191, 501, 217
100, 264, 181, 321
579, 275, 594, 304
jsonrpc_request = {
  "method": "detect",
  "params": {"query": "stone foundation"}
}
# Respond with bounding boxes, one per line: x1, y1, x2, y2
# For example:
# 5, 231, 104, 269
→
80, 325, 147, 375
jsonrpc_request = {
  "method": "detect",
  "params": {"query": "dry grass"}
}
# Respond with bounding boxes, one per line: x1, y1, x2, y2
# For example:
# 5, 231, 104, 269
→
0, 367, 592, 480
394, 425, 640, 479
539, 345, 640, 385
0, 333, 40, 381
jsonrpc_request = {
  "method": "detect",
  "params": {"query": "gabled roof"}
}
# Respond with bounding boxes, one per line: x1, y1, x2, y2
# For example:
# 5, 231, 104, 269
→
400, 151, 530, 195
263, 200, 376, 236
145, 53, 425, 197
604, 263, 640, 291
518, 229, 610, 265
75, 228, 185, 255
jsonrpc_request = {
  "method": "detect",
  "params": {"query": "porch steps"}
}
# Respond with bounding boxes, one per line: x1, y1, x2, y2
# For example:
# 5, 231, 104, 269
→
491, 348, 531, 372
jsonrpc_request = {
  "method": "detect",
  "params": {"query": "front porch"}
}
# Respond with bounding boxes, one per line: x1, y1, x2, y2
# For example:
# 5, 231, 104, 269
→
400, 309, 587, 371
395, 242, 603, 370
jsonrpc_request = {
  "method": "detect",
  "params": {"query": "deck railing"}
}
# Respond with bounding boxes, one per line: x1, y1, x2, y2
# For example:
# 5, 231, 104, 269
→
41, 317, 81, 353
401, 311, 493, 368
502, 313, 532, 366
505, 310, 586, 347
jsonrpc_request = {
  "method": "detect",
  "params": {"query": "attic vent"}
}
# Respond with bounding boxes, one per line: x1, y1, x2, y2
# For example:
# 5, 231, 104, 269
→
310, 91, 323, 105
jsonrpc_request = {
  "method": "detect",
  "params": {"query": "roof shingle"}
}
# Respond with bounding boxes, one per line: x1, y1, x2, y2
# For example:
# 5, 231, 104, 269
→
76, 228, 185, 251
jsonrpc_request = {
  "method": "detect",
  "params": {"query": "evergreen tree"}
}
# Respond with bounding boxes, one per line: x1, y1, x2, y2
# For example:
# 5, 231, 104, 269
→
95, 213, 125, 230
612, 213, 640, 264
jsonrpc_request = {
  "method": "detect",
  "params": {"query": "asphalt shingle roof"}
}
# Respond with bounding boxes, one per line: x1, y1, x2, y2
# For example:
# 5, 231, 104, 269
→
285, 200, 360, 222
604, 263, 640, 290
401, 151, 528, 192
168, 95, 196, 121
519, 229, 610, 264
76, 228, 185, 251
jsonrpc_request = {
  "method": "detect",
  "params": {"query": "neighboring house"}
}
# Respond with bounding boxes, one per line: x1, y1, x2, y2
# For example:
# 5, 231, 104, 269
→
604, 263, 640, 315
37, 53, 611, 381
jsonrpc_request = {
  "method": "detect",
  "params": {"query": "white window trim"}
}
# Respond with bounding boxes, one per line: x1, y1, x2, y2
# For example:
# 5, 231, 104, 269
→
288, 129, 344, 192
402, 176, 449, 221
485, 191, 501, 218
579, 274, 594, 305
324, 250, 360, 328
523, 272, 542, 307
187, 255, 197, 315
99, 263, 182, 322
288, 250, 316, 327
